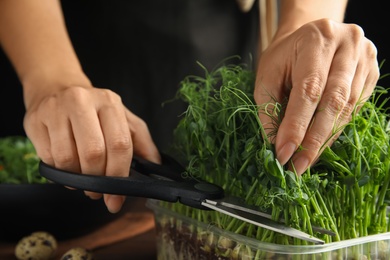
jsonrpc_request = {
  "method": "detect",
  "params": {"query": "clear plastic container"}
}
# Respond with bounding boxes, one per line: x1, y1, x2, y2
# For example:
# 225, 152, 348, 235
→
147, 199, 390, 260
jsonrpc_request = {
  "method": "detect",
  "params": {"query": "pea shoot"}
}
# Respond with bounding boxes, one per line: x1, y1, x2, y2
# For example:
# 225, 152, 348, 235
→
0, 136, 45, 184
164, 58, 390, 246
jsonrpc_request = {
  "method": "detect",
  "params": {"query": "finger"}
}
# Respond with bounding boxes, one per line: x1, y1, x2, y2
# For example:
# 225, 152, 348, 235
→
24, 113, 53, 165
68, 89, 107, 200
25, 101, 81, 191
275, 32, 335, 167
255, 63, 290, 143
290, 25, 379, 175
291, 60, 357, 175
44, 107, 81, 191
126, 110, 161, 164
104, 110, 159, 212
289, 24, 366, 175
100, 103, 132, 179
99, 99, 133, 213
354, 40, 379, 107
101, 108, 160, 213
45, 109, 80, 172
300, 35, 379, 173
306, 59, 378, 167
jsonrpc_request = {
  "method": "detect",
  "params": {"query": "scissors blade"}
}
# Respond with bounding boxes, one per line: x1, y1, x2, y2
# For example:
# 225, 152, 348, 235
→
202, 199, 325, 245
217, 197, 336, 237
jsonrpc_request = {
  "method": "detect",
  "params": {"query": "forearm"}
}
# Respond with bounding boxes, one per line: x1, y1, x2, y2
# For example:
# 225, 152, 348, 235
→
274, 0, 348, 41
0, 0, 90, 108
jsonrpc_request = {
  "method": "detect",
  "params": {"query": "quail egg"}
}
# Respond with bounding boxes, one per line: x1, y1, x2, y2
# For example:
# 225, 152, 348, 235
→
30, 231, 58, 250
61, 247, 94, 260
15, 231, 57, 260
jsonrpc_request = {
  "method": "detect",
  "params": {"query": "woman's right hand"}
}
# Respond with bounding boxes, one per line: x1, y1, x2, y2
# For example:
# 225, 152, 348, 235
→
23, 85, 161, 213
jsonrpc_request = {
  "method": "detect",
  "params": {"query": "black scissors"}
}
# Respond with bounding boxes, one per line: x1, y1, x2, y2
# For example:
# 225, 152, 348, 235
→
39, 153, 334, 244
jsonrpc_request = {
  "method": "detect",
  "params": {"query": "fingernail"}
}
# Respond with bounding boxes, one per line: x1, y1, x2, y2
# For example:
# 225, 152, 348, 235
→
277, 142, 297, 165
86, 191, 102, 200
292, 156, 309, 175
106, 195, 123, 214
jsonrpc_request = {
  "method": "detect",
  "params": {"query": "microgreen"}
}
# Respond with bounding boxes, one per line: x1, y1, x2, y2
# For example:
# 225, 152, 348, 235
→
0, 136, 45, 184
164, 57, 390, 245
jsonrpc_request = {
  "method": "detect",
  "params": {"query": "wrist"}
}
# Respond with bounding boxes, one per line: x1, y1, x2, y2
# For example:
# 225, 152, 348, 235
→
22, 69, 92, 109
272, 0, 347, 43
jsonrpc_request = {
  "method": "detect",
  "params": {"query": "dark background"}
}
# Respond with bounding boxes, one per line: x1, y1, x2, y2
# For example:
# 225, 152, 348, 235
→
0, 1, 388, 138
344, 2, 390, 99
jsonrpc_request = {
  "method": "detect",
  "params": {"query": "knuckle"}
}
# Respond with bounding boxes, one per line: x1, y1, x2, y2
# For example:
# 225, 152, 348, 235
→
347, 23, 365, 42
62, 86, 89, 101
346, 91, 360, 108
130, 116, 149, 133
98, 88, 122, 103
303, 19, 337, 44
304, 132, 324, 153
299, 75, 324, 104
81, 142, 106, 162
52, 150, 76, 166
370, 72, 380, 89
42, 95, 57, 108
282, 120, 307, 142
62, 87, 122, 105
340, 101, 355, 121
325, 89, 349, 115
365, 40, 378, 61
315, 18, 336, 37
107, 136, 132, 153
59, 88, 94, 110
372, 64, 380, 80
137, 118, 149, 131
39, 152, 54, 165
39, 95, 62, 115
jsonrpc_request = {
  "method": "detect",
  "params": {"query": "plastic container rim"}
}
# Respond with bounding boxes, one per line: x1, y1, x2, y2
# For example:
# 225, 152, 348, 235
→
146, 199, 390, 255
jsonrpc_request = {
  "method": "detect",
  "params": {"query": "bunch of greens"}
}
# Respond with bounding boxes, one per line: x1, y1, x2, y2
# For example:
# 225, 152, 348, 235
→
164, 58, 390, 246
0, 136, 45, 184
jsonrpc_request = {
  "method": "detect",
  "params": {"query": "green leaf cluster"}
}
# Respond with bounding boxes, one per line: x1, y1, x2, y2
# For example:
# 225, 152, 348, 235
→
165, 58, 390, 245
0, 136, 46, 184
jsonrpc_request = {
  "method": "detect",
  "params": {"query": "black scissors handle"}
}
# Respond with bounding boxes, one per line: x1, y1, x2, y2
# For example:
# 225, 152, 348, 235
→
38, 154, 224, 209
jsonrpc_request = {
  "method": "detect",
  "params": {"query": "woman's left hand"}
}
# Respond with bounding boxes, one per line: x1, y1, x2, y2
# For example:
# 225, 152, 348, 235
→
254, 18, 380, 175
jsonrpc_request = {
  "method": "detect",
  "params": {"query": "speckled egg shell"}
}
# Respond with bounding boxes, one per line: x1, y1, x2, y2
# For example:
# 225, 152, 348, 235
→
61, 247, 94, 260
30, 231, 58, 251
15, 232, 57, 260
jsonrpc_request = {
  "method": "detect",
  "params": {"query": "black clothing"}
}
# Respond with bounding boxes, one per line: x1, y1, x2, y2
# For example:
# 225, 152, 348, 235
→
60, 0, 259, 151
0, 0, 259, 151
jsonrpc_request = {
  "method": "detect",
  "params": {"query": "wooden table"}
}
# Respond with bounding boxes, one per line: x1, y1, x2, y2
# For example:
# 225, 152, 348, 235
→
92, 229, 157, 260
0, 198, 158, 260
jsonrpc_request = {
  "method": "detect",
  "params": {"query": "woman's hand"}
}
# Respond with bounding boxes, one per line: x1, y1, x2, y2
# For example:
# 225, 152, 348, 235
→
24, 85, 161, 213
254, 18, 379, 175
0, 0, 161, 213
